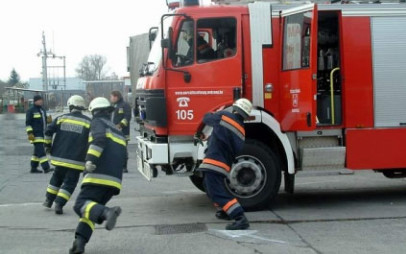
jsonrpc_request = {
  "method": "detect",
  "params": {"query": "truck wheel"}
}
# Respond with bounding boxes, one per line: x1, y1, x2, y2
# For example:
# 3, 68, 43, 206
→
226, 139, 281, 210
189, 175, 206, 193
381, 169, 406, 179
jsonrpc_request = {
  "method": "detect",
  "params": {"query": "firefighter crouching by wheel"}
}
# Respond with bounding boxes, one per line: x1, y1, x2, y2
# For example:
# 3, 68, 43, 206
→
110, 90, 132, 173
196, 98, 253, 230
70, 97, 126, 254
43, 95, 91, 215
25, 95, 53, 174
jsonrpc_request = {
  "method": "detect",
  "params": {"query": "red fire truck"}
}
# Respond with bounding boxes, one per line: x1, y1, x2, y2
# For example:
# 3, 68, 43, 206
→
133, 0, 406, 209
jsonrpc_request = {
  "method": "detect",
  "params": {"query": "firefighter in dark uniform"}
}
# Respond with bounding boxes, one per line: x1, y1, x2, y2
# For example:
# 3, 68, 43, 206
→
43, 95, 91, 215
110, 90, 132, 173
70, 97, 125, 254
25, 95, 53, 173
197, 98, 253, 230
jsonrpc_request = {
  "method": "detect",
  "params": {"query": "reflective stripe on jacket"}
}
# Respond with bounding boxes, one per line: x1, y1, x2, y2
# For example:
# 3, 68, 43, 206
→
84, 115, 126, 194
26, 105, 47, 140
111, 98, 132, 138
198, 111, 245, 176
45, 112, 91, 171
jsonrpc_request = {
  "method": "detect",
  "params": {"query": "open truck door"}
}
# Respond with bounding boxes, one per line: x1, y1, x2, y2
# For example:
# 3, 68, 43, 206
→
280, 4, 318, 131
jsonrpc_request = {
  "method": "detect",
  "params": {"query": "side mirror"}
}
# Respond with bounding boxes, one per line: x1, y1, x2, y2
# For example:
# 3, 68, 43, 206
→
161, 27, 174, 67
161, 38, 170, 49
149, 27, 158, 49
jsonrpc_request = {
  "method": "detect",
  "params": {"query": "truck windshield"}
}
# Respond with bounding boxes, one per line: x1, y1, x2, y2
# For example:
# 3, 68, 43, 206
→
145, 16, 173, 75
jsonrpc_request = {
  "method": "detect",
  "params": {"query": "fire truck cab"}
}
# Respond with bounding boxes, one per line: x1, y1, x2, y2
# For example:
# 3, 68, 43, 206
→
134, 0, 406, 209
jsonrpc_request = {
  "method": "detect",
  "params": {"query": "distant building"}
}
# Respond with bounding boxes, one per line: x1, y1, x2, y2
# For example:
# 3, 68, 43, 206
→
28, 77, 85, 91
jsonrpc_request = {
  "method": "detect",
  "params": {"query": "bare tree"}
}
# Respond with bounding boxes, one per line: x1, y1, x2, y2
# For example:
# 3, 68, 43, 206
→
76, 54, 108, 81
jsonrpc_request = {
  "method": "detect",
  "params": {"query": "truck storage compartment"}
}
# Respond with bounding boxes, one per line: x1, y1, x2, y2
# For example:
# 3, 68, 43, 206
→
371, 17, 406, 127
317, 94, 342, 125
316, 11, 342, 126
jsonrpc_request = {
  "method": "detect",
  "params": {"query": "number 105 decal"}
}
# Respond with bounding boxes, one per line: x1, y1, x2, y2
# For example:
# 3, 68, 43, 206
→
176, 110, 194, 120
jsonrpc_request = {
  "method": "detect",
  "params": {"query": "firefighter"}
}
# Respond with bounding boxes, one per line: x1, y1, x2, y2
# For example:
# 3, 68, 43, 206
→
196, 98, 253, 230
70, 97, 125, 254
110, 90, 132, 173
43, 95, 91, 215
196, 36, 215, 61
25, 94, 53, 174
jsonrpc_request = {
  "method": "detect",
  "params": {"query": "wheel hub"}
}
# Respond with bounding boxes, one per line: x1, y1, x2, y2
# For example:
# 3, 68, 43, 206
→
227, 155, 266, 198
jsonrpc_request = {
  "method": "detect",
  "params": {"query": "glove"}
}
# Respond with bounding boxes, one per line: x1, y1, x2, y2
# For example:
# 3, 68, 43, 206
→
85, 161, 97, 173
116, 124, 123, 130
193, 132, 204, 146
45, 146, 52, 154
28, 133, 35, 141
47, 115, 52, 124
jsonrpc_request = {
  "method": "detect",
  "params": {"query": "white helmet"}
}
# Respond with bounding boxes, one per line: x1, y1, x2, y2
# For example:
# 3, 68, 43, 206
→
67, 95, 86, 110
233, 98, 253, 119
88, 97, 112, 113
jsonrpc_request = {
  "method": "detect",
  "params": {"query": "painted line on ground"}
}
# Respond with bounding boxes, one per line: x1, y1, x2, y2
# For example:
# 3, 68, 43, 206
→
295, 180, 342, 186
0, 202, 42, 208
208, 229, 288, 244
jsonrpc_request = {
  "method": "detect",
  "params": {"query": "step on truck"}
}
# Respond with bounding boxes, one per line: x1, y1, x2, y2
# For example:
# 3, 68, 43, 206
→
131, 0, 406, 209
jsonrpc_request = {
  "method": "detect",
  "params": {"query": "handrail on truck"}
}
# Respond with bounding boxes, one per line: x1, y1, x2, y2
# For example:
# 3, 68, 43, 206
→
330, 67, 340, 125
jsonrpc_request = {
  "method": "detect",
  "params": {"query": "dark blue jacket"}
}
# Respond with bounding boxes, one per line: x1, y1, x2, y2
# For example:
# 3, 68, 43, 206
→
45, 111, 91, 171
25, 105, 47, 143
112, 98, 132, 139
199, 111, 246, 176
83, 114, 127, 195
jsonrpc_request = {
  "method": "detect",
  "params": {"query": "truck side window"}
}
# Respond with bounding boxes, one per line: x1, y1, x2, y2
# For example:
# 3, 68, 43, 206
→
196, 17, 237, 64
282, 11, 312, 70
174, 20, 194, 67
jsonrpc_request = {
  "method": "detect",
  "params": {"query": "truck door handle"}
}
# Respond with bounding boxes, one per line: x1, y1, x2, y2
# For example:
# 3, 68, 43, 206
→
307, 113, 312, 127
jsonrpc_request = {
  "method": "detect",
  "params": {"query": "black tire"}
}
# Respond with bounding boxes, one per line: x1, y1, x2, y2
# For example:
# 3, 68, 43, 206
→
189, 175, 206, 193
381, 169, 406, 179
226, 139, 282, 210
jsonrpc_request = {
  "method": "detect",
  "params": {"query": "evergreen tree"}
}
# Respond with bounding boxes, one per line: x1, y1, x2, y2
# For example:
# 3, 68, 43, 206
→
8, 69, 21, 86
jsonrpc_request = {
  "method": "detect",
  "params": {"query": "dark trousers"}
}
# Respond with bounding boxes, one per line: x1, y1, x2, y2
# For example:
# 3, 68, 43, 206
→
203, 171, 244, 219
73, 185, 116, 242
31, 143, 50, 170
124, 140, 128, 170
46, 166, 81, 207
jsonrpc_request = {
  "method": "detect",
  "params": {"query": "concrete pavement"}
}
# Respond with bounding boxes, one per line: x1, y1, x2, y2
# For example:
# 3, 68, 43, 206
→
1, 114, 406, 254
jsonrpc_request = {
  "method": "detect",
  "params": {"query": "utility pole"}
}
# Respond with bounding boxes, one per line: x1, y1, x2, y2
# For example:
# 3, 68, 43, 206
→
42, 32, 47, 92
37, 32, 67, 109
38, 32, 66, 91
40, 32, 49, 91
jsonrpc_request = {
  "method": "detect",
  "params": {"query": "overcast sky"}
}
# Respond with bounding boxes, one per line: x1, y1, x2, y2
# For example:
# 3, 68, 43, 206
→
0, 0, 168, 81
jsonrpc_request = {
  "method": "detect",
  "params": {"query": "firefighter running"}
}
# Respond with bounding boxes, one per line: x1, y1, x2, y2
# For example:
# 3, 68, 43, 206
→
197, 98, 253, 230
25, 95, 53, 174
70, 97, 126, 254
43, 95, 91, 215
110, 90, 132, 173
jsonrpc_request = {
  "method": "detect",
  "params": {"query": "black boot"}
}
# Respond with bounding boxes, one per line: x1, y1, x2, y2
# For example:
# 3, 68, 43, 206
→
102, 206, 122, 231
69, 236, 86, 254
226, 215, 250, 230
43, 168, 54, 174
31, 168, 42, 174
42, 198, 53, 208
55, 203, 63, 215
215, 210, 231, 220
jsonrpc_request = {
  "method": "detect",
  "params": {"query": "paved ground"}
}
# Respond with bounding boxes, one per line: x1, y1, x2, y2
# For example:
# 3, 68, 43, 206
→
1, 113, 406, 254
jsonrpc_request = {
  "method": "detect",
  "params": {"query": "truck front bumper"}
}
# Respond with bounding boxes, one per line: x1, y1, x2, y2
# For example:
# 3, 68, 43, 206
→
136, 136, 169, 180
